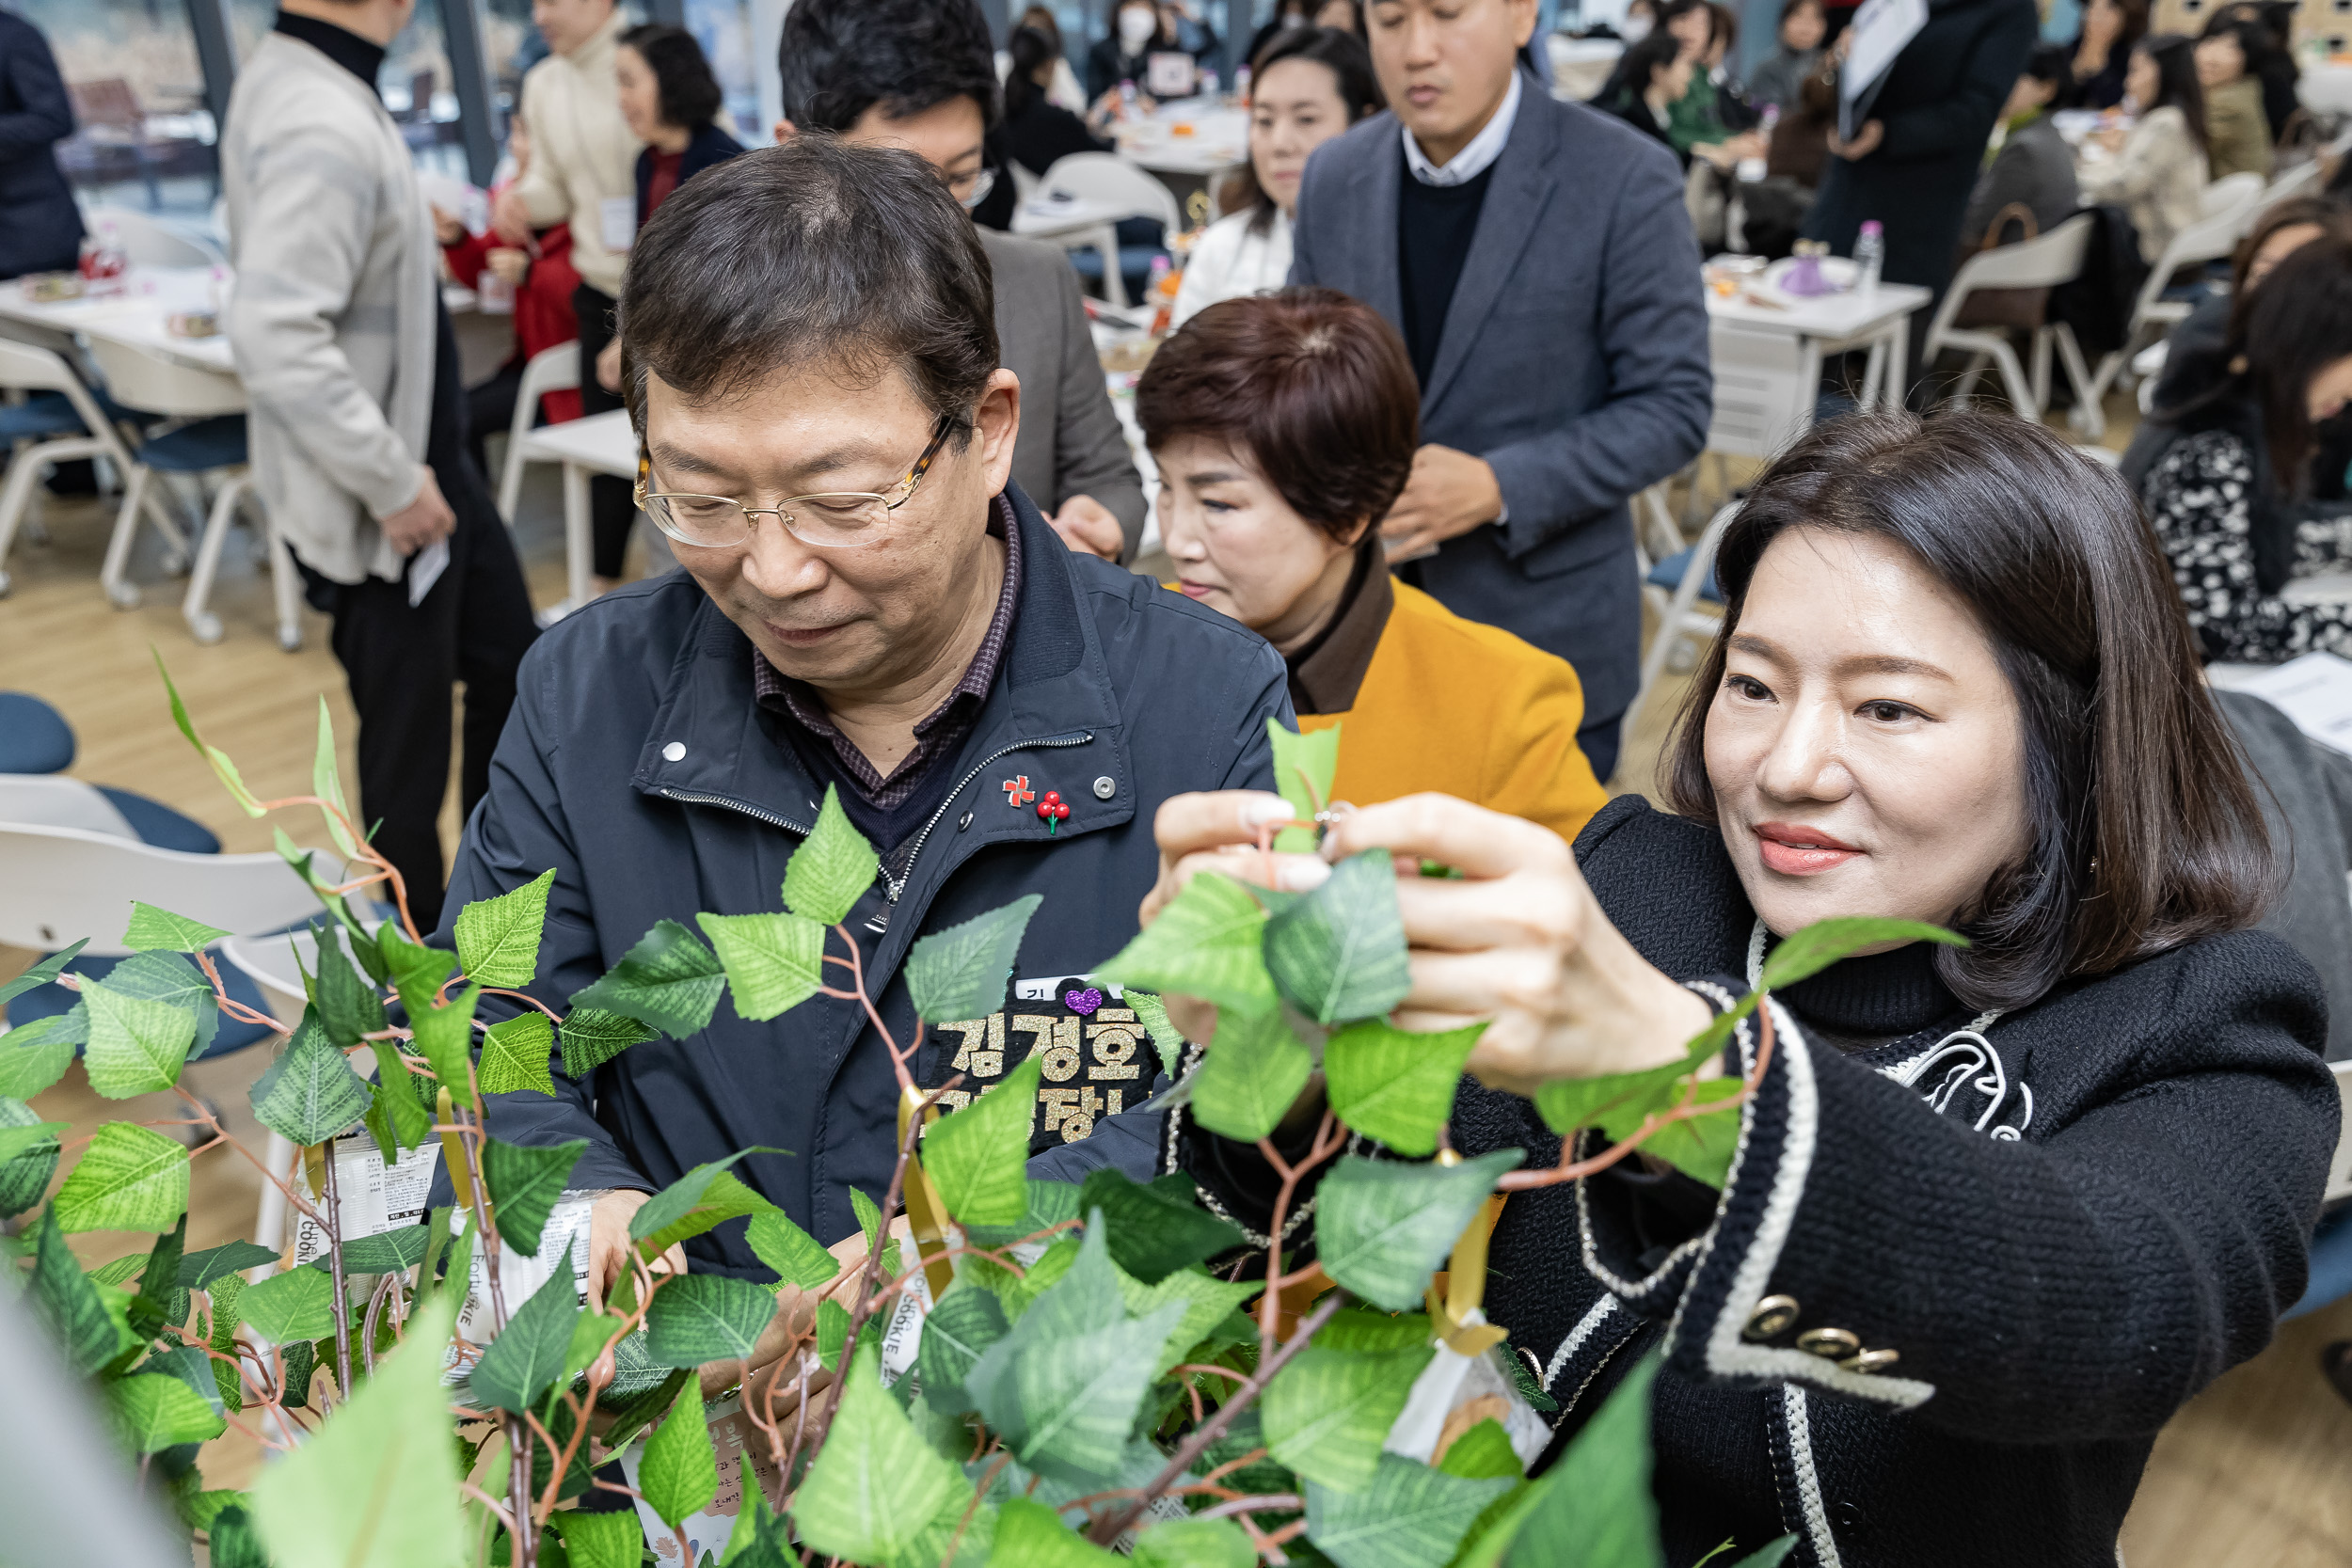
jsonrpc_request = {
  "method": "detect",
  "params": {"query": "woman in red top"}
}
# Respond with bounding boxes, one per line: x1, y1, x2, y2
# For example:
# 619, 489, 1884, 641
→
435, 118, 582, 483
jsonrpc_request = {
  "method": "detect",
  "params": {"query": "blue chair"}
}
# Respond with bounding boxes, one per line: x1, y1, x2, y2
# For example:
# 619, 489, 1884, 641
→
0, 337, 185, 600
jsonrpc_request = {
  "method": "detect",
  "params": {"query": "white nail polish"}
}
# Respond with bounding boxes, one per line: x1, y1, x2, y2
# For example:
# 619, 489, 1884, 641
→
1279, 859, 1332, 892
1240, 794, 1295, 827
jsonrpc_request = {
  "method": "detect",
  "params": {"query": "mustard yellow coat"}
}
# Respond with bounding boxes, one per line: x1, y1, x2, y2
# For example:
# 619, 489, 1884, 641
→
1297, 581, 1610, 846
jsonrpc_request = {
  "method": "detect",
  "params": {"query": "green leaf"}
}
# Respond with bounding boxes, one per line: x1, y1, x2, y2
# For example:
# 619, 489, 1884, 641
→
1124, 990, 1184, 1080
82, 976, 198, 1098
1759, 918, 1964, 991
1497, 1355, 1660, 1568
1136, 1514, 1259, 1568
784, 784, 881, 926
851, 1185, 884, 1256
569, 919, 726, 1038
925, 1052, 1042, 1226
179, 1240, 279, 1290
1633, 1076, 1749, 1188
1438, 1419, 1522, 1480
483, 1137, 588, 1258
792, 1339, 967, 1560
980, 1298, 1188, 1483
1076, 1168, 1243, 1284
1316, 1149, 1523, 1313
699, 911, 828, 1022
469, 1259, 582, 1414
1531, 1053, 1689, 1142
310, 696, 363, 861
29, 1210, 132, 1373
991, 1497, 1122, 1565
250, 1007, 373, 1147
559, 1006, 659, 1079
241, 1264, 337, 1343
313, 924, 387, 1049
208, 1504, 269, 1568
248, 1289, 467, 1568
87, 1252, 150, 1288
746, 1209, 840, 1291
905, 894, 1043, 1025
0, 1014, 75, 1100
629, 1151, 788, 1256
122, 902, 230, 954
1112, 1265, 1257, 1378
564, 1308, 627, 1385
556, 1510, 645, 1568
1268, 718, 1342, 853
916, 1283, 1009, 1408
376, 925, 458, 1019
644, 1273, 776, 1368
1264, 1340, 1435, 1492
0, 1095, 64, 1218
0, 939, 88, 1010
595, 1365, 690, 1451
1325, 1017, 1484, 1157
155, 652, 267, 817
53, 1119, 190, 1233
410, 984, 483, 1109
639, 1378, 721, 1530
107, 1370, 229, 1452
364, 1057, 431, 1163
306, 1227, 428, 1275
1187, 1005, 1314, 1144
479, 1012, 557, 1097
816, 1296, 850, 1368
454, 869, 557, 989
1264, 849, 1411, 1026
1308, 1454, 1512, 1568
1098, 872, 1279, 1018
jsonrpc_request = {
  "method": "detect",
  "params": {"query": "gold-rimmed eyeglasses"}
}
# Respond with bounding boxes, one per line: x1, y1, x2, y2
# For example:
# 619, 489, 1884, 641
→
633, 411, 960, 550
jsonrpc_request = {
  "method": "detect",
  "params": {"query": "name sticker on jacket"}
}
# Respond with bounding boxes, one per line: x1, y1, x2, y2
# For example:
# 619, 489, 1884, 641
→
923, 973, 1155, 1153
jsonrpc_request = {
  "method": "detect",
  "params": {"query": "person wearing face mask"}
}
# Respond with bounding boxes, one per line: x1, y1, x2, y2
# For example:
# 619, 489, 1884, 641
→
1142, 408, 2332, 1568
1248, 0, 1318, 65
1141, 289, 1606, 840
2136, 239, 2352, 665
1172, 29, 1382, 327
1287, 0, 1711, 785
777, 0, 1148, 564
1617, 0, 1662, 44
1089, 0, 1182, 103
2078, 33, 2208, 266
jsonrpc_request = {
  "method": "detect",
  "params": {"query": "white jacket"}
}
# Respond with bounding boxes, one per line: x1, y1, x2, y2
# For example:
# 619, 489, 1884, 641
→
2079, 104, 2209, 266
1170, 206, 1294, 329
222, 32, 435, 585
511, 9, 642, 297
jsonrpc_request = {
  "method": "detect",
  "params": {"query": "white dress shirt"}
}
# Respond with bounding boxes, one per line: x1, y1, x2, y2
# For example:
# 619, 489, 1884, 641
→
1402, 69, 1522, 187
1170, 207, 1295, 328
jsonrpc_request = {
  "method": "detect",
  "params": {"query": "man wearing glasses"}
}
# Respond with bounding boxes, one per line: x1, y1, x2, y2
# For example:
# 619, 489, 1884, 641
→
774, 0, 1147, 564
434, 136, 1287, 1323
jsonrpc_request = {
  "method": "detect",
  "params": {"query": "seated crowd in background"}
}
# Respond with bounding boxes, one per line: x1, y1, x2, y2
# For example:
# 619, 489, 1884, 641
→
2079, 35, 2209, 266
2197, 18, 2275, 183
2062, 0, 2146, 110
1961, 42, 2079, 249
1745, 0, 1824, 113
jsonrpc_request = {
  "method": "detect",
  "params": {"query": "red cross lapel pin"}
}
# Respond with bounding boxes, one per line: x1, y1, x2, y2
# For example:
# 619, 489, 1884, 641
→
1003, 775, 1035, 810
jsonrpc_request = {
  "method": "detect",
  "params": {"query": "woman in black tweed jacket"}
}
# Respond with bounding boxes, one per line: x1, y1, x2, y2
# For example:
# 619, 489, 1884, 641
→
1150, 412, 2338, 1567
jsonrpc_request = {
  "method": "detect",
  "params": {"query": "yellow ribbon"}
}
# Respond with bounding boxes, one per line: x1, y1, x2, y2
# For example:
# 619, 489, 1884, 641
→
1427, 1150, 1508, 1356
897, 1085, 958, 1303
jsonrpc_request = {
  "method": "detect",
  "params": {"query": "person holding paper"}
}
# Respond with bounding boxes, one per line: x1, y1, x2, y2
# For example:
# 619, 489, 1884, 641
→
224, 0, 537, 930
1799, 0, 2037, 300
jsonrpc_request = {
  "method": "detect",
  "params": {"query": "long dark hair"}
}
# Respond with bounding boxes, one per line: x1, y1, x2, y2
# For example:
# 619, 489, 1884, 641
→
1601, 28, 1687, 109
2136, 33, 2208, 153
1222, 26, 1383, 237
1664, 411, 2272, 1011
620, 24, 723, 131
1005, 24, 1057, 120
2232, 236, 2352, 499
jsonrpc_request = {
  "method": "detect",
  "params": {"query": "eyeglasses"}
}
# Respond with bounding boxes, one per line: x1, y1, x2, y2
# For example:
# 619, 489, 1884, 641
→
633, 412, 960, 550
951, 164, 997, 211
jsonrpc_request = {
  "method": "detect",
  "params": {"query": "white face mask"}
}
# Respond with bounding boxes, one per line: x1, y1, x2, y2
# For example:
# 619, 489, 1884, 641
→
1120, 8, 1159, 49
1621, 13, 1654, 43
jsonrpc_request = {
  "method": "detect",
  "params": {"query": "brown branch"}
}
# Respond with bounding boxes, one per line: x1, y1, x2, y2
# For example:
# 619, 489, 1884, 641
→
1255, 1110, 1345, 1353
942, 1449, 1012, 1567
1196, 1494, 1302, 1521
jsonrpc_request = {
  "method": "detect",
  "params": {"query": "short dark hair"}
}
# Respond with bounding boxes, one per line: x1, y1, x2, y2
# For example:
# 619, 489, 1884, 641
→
2233, 235, 2352, 496
1222, 27, 1384, 235
1136, 288, 1420, 542
1663, 411, 2272, 1012
1006, 25, 1058, 121
2134, 34, 2209, 153
778, 0, 1000, 135
2023, 42, 2072, 85
620, 24, 723, 131
618, 138, 997, 436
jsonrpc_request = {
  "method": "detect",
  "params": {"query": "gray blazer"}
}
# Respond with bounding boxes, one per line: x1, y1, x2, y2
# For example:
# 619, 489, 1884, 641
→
980, 227, 1148, 561
1288, 84, 1712, 749
1960, 113, 2080, 250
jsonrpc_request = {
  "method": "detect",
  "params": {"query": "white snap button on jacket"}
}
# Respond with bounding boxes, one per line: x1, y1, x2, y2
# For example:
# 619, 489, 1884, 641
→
662, 742, 686, 762
1092, 776, 1116, 800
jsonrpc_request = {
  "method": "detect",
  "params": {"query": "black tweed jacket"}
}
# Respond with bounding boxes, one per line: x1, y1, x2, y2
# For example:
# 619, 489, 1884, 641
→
1176, 795, 2337, 1567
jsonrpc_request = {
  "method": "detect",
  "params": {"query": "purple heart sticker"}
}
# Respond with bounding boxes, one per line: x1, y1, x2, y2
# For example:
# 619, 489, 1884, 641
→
1064, 986, 1104, 1016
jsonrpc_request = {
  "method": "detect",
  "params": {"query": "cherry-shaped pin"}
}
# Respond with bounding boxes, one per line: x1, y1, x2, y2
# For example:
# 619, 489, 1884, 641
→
1038, 791, 1071, 835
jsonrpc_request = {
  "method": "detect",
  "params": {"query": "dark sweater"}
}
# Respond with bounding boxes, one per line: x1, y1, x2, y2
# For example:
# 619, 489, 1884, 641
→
1174, 793, 2335, 1567
1396, 156, 1496, 390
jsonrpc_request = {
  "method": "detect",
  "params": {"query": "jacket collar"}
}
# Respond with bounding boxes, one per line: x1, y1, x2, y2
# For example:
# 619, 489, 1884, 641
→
564, 8, 629, 75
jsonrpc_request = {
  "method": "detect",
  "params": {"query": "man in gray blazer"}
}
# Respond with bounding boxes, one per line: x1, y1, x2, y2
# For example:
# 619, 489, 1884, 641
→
776, 0, 1147, 562
1291, 0, 1711, 782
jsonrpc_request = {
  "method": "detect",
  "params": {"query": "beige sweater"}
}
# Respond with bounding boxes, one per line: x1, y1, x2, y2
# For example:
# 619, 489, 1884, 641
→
2080, 104, 2209, 265
511, 8, 642, 297
222, 32, 436, 585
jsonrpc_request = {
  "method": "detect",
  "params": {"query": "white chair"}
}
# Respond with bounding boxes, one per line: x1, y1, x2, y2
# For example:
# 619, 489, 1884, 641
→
2199, 170, 2265, 225
81, 205, 227, 270
495, 341, 581, 525
1625, 501, 1740, 743
221, 928, 329, 1257
2255, 157, 2324, 214
1925, 214, 2098, 426
0, 776, 143, 839
0, 337, 179, 599
2079, 195, 2266, 429
1035, 151, 1184, 308
0, 818, 332, 958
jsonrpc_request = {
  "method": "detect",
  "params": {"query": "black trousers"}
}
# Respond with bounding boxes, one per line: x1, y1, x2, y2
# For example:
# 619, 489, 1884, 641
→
464, 357, 525, 483
297, 458, 538, 932
571, 281, 635, 581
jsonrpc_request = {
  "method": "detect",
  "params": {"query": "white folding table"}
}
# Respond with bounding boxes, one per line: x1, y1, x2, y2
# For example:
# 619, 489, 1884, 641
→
516, 406, 638, 613
1702, 264, 1934, 460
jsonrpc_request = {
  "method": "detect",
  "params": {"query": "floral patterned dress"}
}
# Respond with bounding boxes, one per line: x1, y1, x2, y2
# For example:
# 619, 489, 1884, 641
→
2142, 428, 2352, 662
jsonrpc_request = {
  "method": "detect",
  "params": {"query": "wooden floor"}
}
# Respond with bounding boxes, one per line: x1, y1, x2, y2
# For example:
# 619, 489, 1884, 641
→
9, 403, 2352, 1557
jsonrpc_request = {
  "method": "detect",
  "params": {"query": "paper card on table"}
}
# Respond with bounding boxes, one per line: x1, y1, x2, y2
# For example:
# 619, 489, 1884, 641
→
2212, 651, 2352, 756
1838, 0, 1928, 139
445, 1192, 595, 1379
599, 195, 637, 254
290, 1126, 440, 1270
405, 537, 449, 609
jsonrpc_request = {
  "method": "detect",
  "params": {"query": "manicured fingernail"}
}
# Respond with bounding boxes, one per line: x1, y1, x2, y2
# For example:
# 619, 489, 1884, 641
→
1239, 794, 1294, 826
1279, 859, 1331, 892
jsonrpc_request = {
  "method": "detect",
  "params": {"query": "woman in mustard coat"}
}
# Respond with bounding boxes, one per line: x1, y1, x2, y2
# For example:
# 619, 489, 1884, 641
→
1136, 288, 1610, 842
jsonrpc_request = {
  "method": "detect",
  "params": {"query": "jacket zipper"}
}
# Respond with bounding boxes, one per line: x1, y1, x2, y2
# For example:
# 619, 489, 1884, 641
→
871, 730, 1095, 933
649, 787, 810, 837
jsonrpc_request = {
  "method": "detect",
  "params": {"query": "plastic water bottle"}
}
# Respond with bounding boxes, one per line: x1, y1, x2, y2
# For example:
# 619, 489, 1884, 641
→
1853, 220, 1884, 301
1200, 69, 1220, 102
1120, 78, 1137, 117
1235, 63, 1252, 104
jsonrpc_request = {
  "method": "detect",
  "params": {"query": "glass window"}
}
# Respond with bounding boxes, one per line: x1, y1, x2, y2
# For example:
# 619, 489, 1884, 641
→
228, 0, 469, 179
17, 0, 218, 217
683, 0, 765, 143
